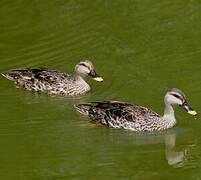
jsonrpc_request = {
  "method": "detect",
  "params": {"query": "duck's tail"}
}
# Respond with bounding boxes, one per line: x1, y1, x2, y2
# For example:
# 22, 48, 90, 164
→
75, 104, 93, 116
1, 72, 20, 81
1, 69, 33, 82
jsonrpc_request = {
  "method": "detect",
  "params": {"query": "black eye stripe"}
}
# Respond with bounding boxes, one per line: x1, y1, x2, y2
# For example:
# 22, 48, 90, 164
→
79, 63, 88, 67
171, 93, 182, 99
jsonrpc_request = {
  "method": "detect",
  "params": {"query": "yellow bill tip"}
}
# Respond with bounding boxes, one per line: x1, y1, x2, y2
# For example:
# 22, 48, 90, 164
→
188, 110, 197, 116
93, 77, 103, 82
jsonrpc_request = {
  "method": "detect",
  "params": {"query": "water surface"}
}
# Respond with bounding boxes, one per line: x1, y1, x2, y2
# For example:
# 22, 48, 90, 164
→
0, 0, 201, 179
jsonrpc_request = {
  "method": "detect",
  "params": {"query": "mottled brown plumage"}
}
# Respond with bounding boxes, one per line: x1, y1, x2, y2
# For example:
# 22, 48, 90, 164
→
76, 101, 162, 131
76, 89, 197, 132
2, 60, 103, 96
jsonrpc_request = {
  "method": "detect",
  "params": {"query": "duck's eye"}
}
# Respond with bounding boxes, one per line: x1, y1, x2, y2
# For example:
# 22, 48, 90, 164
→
79, 63, 88, 68
171, 94, 181, 99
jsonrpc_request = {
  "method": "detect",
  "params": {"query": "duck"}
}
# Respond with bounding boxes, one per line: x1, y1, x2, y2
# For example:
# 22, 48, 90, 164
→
75, 88, 197, 131
1, 59, 103, 96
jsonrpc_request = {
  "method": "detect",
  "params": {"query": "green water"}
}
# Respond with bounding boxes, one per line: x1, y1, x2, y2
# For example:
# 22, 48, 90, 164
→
0, 0, 201, 179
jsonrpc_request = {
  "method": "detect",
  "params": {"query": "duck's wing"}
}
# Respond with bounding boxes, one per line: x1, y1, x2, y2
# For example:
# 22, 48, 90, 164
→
2, 68, 72, 83
30, 68, 72, 83
76, 101, 161, 124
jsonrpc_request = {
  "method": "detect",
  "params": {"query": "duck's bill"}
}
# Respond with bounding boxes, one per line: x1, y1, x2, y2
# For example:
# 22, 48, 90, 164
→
188, 110, 197, 116
179, 101, 197, 116
93, 76, 103, 82
88, 70, 103, 82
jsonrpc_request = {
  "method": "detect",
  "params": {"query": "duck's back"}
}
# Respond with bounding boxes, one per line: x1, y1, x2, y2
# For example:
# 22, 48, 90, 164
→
2, 68, 90, 96
76, 101, 162, 131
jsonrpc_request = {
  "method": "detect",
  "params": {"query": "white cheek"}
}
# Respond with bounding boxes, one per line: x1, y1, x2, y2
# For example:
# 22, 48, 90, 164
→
175, 98, 182, 105
171, 96, 182, 105
166, 95, 182, 105
78, 66, 90, 74
83, 67, 90, 74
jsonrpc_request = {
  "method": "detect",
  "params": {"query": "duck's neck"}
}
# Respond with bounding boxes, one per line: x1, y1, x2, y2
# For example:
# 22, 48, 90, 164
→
75, 74, 85, 81
74, 74, 87, 84
162, 103, 176, 127
74, 74, 90, 90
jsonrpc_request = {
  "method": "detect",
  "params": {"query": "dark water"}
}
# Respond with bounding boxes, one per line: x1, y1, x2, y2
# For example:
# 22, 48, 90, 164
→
0, 0, 201, 179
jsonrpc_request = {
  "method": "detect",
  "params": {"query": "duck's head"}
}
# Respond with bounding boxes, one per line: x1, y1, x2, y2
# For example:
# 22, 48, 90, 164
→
164, 88, 197, 116
75, 60, 103, 82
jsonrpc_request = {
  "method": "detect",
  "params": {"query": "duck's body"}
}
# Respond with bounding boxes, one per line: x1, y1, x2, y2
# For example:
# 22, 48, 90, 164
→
2, 68, 90, 96
76, 89, 197, 132
76, 101, 176, 131
2, 60, 103, 96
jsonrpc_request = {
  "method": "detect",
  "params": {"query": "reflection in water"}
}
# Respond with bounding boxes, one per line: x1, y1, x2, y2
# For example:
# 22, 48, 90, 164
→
0, 0, 200, 179
93, 128, 194, 168
165, 131, 189, 167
